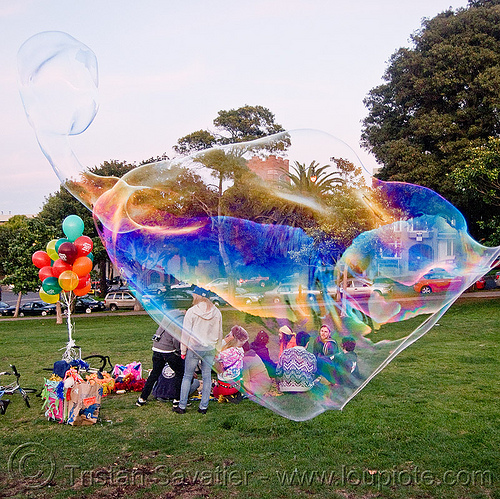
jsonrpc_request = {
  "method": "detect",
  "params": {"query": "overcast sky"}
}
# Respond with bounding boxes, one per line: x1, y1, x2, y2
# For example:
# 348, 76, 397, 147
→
0, 0, 469, 216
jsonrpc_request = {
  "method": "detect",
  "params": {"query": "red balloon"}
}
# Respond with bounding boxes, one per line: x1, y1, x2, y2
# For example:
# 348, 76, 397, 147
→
58, 242, 78, 264
73, 282, 91, 296
38, 266, 54, 282
76, 274, 91, 289
52, 258, 72, 278
75, 236, 93, 257
32, 250, 51, 269
72, 256, 93, 277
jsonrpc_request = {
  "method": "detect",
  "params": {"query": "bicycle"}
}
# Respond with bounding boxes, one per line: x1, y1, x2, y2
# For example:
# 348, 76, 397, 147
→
0, 365, 38, 414
43, 346, 113, 375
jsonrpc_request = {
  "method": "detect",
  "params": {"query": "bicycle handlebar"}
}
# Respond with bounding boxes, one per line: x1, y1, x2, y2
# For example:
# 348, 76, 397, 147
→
9, 365, 19, 377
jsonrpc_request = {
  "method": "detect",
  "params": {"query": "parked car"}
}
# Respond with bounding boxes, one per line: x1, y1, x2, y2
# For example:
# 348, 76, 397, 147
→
413, 268, 463, 294
264, 283, 320, 304
340, 278, 393, 297
17, 301, 57, 317
170, 281, 193, 290
237, 276, 271, 288
206, 278, 229, 291
156, 288, 227, 309
495, 272, 500, 287
0, 301, 16, 316
234, 287, 264, 306
63, 297, 106, 314
104, 290, 140, 311
142, 283, 167, 295
157, 289, 196, 310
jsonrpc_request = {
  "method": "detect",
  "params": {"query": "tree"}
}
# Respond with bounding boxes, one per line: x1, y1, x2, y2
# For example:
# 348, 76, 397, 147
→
173, 106, 288, 292
0, 215, 29, 280
39, 160, 137, 296
281, 160, 343, 196
452, 137, 500, 206
451, 136, 500, 245
361, 0, 500, 239
173, 105, 288, 156
2, 217, 58, 317
214, 105, 285, 144
173, 130, 217, 155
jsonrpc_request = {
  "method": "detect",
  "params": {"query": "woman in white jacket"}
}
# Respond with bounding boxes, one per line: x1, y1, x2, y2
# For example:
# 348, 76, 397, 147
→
174, 286, 223, 414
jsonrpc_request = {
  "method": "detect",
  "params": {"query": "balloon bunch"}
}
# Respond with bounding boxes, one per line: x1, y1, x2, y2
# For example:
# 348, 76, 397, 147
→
32, 215, 94, 304
31, 215, 94, 362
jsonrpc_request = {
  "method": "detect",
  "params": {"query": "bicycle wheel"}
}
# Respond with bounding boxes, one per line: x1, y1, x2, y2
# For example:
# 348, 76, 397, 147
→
82, 355, 108, 372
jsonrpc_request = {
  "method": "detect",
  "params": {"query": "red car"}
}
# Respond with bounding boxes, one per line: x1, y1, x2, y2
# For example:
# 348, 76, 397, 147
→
413, 269, 463, 294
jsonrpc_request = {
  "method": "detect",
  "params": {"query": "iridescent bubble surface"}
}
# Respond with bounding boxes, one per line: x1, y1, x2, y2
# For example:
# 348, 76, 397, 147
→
19, 32, 500, 421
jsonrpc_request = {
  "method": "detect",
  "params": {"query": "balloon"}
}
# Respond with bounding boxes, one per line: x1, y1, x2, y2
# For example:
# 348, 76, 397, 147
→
38, 265, 54, 281
58, 270, 79, 291
52, 258, 72, 278
42, 276, 62, 295
62, 215, 84, 242
73, 282, 91, 296
32, 250, 51, 269
87, 252, 94, 262
39, 289, 59, 304
75, 235, 93, 257
76, 274, 90, 289
72, 256, 93, 277
18, 31, 500, 421
46, 240, 59, 261
58, 241, 78, 264
55, 237, 70, 252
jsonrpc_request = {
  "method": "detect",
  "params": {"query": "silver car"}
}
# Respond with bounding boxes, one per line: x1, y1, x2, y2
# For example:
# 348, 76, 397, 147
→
105, 290, 141, 311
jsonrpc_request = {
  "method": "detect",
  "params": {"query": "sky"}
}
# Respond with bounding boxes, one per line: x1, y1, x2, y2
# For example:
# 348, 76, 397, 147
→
0, 0, 469, 216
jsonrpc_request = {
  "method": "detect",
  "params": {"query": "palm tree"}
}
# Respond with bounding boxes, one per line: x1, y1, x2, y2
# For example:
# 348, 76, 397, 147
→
281, 160, 343, 196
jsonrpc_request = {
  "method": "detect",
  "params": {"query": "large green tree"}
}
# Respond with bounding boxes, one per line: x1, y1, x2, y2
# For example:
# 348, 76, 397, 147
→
2, 217, 58, 316
38, 160, 137, 296
0, 215, 29, 280
173, 105, 288, 155
451, 136, 500, 245
173, 105, 288, 292
281, 160, 344, 196
361, 0, 500, 239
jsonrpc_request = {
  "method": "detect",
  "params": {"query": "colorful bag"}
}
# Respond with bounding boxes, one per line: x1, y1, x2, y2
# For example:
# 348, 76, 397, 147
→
112, 361, 142, 381
41, 378, 65, 423
66, 382, 102, 426
85, 371, 115, 396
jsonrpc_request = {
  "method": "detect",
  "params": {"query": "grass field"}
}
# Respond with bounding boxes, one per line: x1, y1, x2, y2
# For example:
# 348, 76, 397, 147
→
0, 297, 499, 499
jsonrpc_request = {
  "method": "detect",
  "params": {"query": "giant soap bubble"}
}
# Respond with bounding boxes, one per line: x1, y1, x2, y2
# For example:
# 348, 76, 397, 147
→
19, 32, 500, 421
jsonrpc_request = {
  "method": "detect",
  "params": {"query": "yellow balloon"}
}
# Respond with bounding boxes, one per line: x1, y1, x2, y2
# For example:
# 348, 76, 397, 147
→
39, 290, 59, 304
58, 270, 79, 291
46, 239, 58, 261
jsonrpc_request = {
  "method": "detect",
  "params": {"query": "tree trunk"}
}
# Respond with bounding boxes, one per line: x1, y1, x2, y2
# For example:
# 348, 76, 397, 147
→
13, 291, 22, 318
99, 259, 108, 298
56, 301, 63, 325
217, 175, 236, 298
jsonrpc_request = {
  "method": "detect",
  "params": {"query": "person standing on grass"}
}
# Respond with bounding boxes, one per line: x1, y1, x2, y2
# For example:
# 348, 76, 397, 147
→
136, 310, 185, 407
173, 286, 223, 415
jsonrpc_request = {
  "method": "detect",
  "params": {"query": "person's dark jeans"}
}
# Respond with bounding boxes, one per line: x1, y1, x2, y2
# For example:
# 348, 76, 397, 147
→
140, 351, 184, 400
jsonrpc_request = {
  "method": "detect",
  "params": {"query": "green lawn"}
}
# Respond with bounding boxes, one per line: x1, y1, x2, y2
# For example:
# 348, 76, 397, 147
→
0, 298, 499, 499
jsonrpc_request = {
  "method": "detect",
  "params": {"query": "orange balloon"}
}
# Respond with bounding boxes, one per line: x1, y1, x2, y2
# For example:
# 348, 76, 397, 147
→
72, 256, 93, 277
73, 282, 91, 296
58, 270, 79, 291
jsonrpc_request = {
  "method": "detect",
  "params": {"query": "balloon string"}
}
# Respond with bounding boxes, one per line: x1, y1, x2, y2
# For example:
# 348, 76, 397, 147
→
61, 290, 77, 362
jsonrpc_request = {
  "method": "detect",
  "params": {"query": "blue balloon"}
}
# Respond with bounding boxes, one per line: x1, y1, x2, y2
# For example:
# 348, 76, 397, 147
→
62, 215, 84, 242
